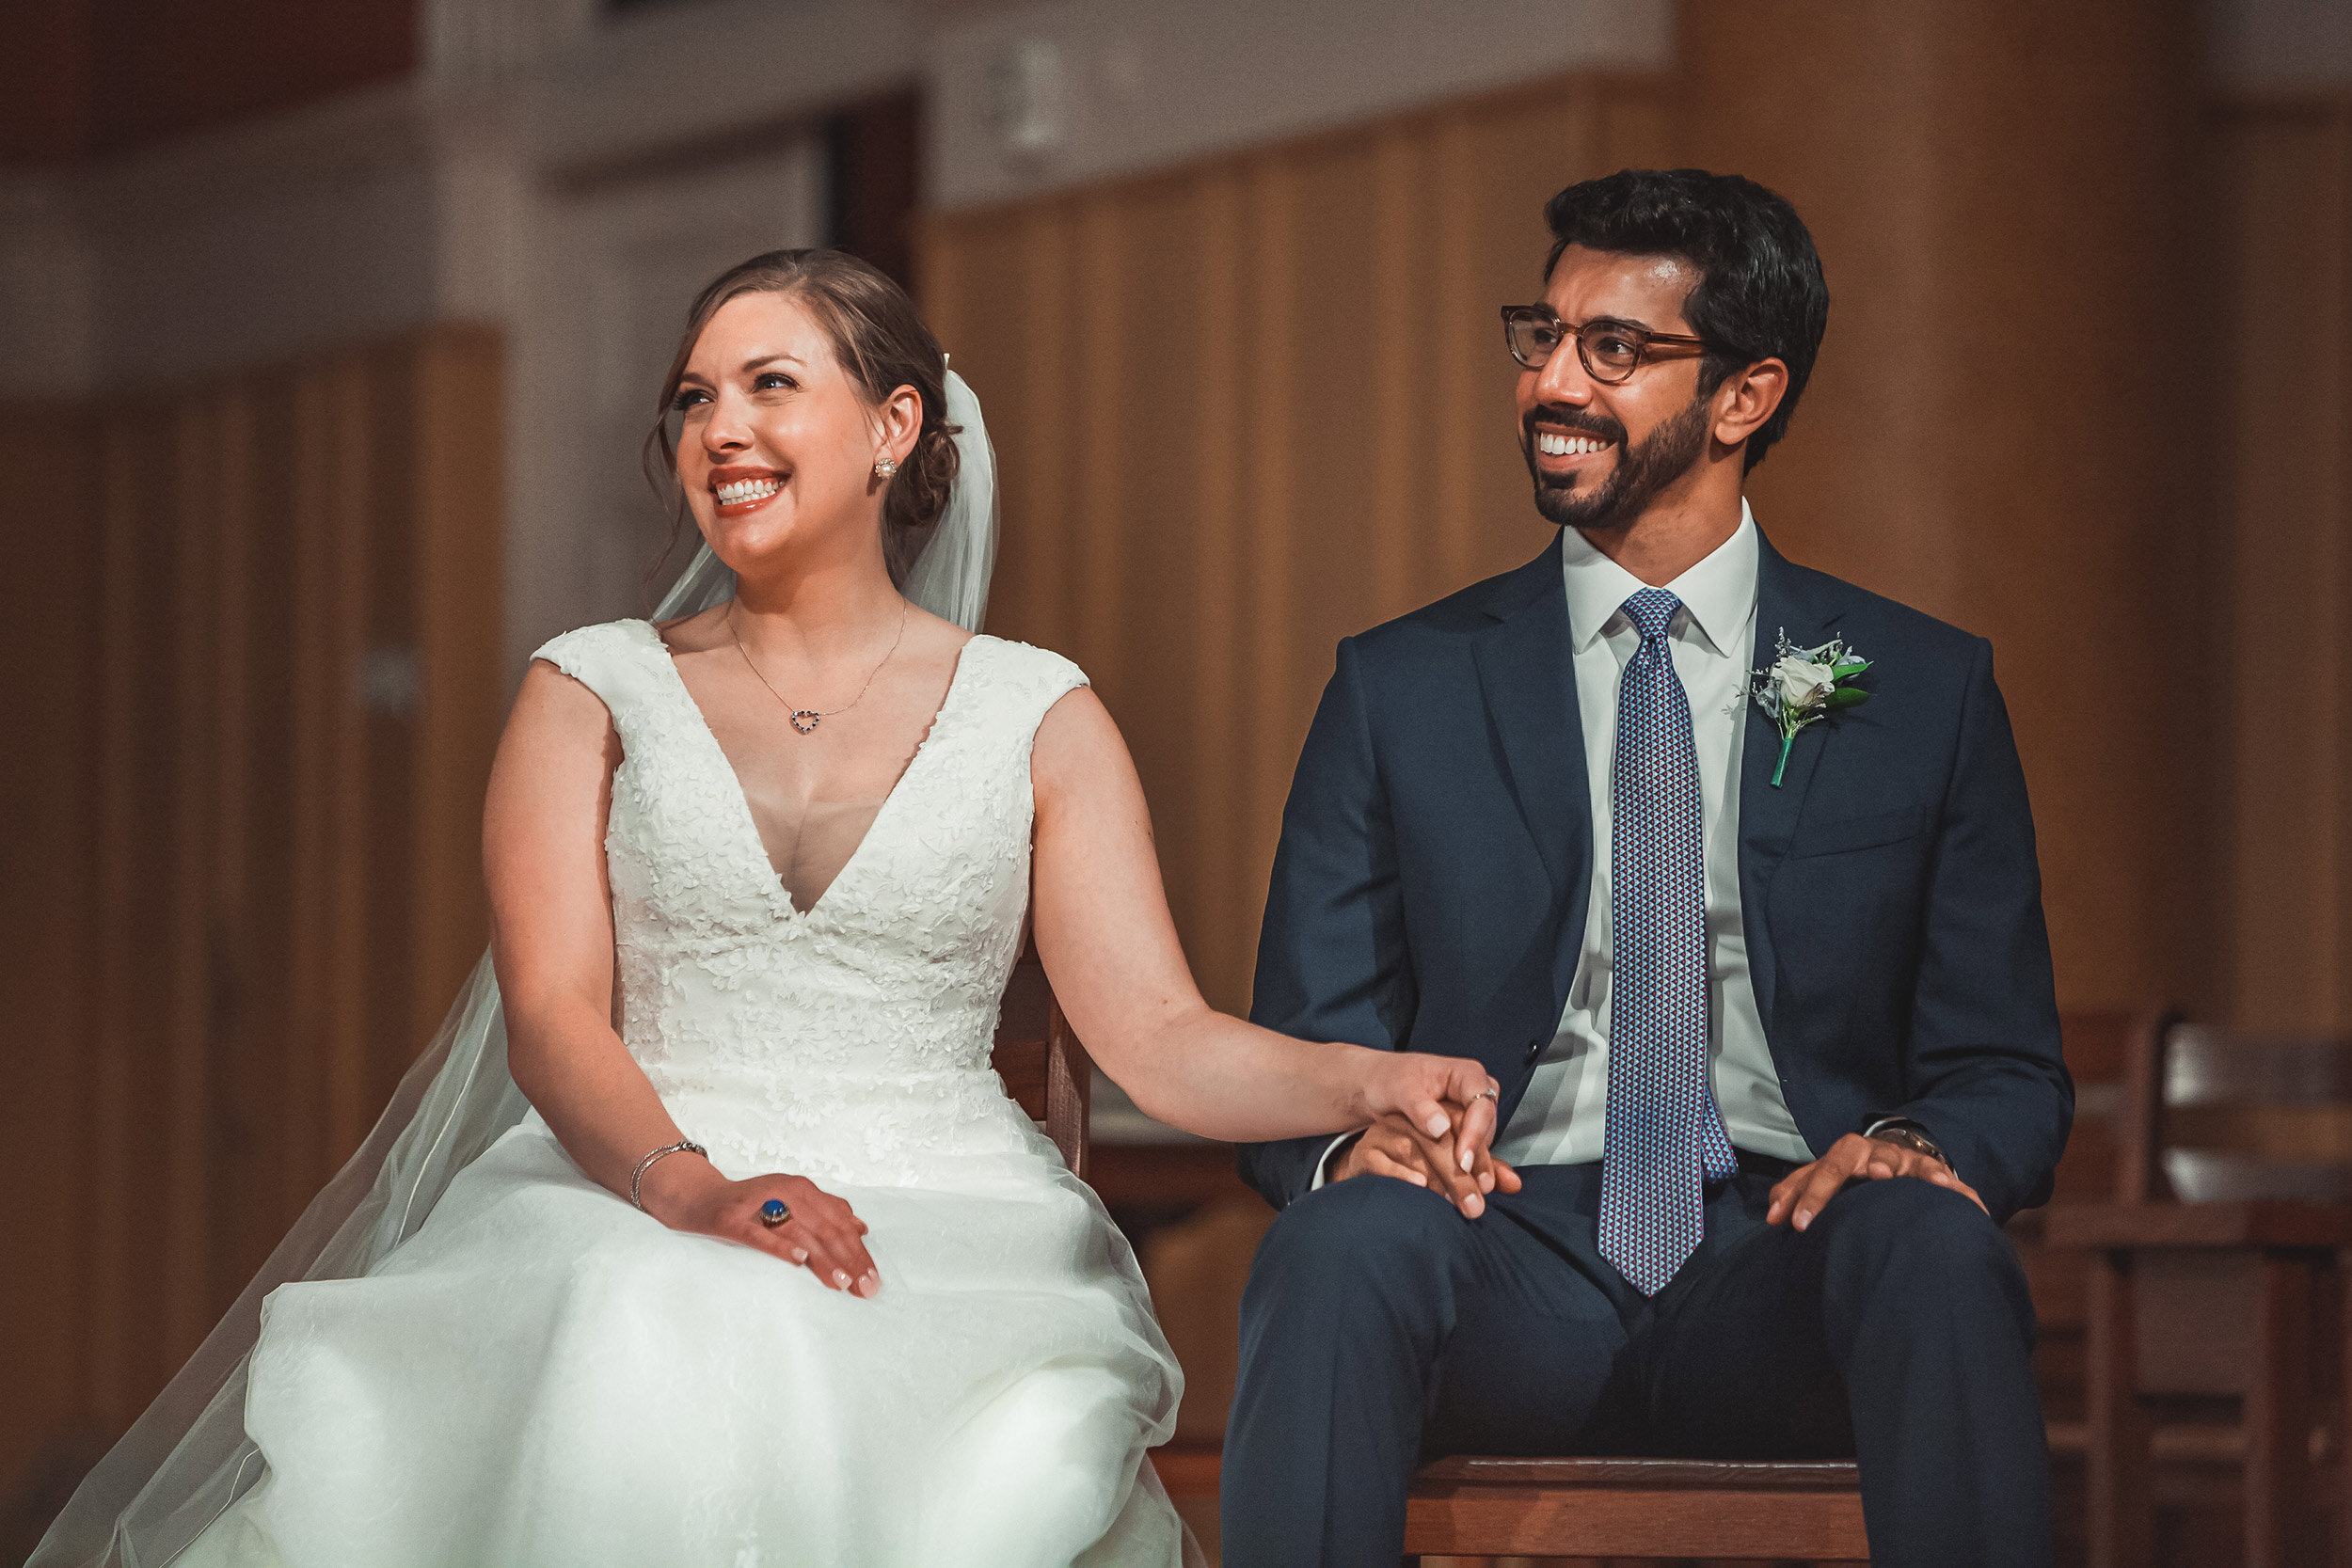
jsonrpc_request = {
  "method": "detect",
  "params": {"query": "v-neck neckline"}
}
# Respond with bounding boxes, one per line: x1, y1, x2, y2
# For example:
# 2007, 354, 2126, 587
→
635, 620, 985, 922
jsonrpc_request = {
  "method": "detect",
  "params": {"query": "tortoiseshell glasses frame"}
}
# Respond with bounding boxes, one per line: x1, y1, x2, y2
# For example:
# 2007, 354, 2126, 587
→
1500, 305, 1712, 384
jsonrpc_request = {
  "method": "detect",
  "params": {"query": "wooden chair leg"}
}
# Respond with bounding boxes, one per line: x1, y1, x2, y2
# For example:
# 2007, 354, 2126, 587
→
2339, 1251, 2351, 1568
2089, 1248, 2154, 1568
2245, 1251, 2315, 1568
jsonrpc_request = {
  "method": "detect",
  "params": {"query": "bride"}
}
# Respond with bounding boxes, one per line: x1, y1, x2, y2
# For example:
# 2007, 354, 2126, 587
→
33, 249, 1507, 1568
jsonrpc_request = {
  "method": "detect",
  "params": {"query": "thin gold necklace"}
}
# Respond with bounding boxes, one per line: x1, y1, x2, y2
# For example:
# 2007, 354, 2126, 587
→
727, 599, 909, 735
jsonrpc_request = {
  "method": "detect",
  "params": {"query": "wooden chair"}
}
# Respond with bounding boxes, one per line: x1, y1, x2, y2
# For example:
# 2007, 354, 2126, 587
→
2007, 1008, 2160, 1563
993, 942, 1092, 1176
2046, 1017, 2352, 1567
1405, 1455, 1867, 1561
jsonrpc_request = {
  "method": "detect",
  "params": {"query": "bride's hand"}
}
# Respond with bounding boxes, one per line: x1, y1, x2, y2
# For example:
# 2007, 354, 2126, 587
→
643, 1162, 881, 1297
1353, 1054, 1517, 1215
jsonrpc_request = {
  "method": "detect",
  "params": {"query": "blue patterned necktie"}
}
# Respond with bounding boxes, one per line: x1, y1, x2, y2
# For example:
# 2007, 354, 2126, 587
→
1598, 588, 1736, 1297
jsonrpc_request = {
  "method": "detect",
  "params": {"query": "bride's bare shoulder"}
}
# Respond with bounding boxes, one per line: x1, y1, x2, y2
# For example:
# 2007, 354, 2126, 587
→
1030, 682, 1127, 799
650, 602, 732, 655
507, 657, 617, 748
507, 620, 650, 748
905, 602, 976, 667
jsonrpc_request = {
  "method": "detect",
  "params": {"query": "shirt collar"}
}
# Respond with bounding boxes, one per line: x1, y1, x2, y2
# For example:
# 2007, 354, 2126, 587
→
1559, 498, 1759, 658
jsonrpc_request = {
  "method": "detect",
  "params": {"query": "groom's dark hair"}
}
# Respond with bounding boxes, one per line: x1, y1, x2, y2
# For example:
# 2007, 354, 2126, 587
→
1543, 168, 1828, 473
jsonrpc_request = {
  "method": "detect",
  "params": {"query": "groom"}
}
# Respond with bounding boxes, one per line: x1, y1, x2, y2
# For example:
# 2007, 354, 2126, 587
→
1222, 168, 2068, 1567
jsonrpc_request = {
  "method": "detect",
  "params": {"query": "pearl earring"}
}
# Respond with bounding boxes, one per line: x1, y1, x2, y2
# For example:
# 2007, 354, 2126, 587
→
874, 456, 899, 479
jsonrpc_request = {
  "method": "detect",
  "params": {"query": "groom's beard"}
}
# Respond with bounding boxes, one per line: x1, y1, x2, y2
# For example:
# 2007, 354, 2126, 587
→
1523, 392, 1712, 533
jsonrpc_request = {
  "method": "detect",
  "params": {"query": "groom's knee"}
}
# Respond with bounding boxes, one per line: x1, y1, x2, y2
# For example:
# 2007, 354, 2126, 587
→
1816, 1177, 2031, 1338
1240, 1175, 1470, 1328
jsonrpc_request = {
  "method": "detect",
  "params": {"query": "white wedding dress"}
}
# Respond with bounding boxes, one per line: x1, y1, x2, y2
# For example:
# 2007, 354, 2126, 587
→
179, 620, 1190, 1568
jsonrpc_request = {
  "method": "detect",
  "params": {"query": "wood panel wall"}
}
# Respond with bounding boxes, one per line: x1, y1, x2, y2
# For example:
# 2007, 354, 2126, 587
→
922, 75, 1675, 1013
926, 64, 2352, 1037
0, 324, 502, 1497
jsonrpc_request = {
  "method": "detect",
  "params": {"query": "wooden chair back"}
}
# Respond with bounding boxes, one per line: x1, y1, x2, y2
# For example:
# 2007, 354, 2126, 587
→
2052, 1008, 2165, 1204
2122, 1020, 2352, 1205
992, 942, 1093, 1178
2012, 1008, 2162, 1307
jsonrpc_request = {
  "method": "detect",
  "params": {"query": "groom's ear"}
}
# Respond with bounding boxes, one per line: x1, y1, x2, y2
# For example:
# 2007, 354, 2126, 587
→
1709, 356, 1790, 459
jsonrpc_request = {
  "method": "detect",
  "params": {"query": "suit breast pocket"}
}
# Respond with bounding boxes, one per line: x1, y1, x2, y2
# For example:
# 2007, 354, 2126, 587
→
1787, 803, 1930, 860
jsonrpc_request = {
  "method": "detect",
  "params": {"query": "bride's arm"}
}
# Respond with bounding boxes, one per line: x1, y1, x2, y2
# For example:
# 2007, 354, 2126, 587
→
484, 662, 882, 1294
1029, 687, 1502, 1199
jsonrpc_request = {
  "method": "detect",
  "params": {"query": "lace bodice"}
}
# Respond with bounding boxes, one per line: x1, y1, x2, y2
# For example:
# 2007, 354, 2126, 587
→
532, 620, 1089, 1184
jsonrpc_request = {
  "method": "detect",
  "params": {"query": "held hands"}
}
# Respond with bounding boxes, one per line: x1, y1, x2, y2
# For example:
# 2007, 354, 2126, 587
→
1334, 1055, 1523, 1218
640, 1159, 882, 1297
1765, 1132, 1985, 1231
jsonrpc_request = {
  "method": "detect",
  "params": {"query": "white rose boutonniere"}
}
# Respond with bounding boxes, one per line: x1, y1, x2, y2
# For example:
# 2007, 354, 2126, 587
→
1750, 630, 1871, 786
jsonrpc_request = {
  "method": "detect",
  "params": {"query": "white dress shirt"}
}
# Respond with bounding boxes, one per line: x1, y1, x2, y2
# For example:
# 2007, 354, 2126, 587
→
1313, 501, 1811, 1187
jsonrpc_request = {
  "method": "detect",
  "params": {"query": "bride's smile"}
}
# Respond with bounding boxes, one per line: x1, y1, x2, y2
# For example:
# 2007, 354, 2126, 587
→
708, 467, 787, 513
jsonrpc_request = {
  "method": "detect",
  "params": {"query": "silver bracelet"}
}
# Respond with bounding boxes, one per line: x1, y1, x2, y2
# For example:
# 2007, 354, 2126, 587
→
629, 1139, 707, 1211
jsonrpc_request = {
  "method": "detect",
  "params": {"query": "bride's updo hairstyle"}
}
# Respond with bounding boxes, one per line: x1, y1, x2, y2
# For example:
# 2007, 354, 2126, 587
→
645, 248, 961, 584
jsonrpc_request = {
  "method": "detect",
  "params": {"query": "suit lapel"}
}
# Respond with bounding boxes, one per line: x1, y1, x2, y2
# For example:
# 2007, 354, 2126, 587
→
1738, 531, 1847, 1033
1470, 535, 1591, 1011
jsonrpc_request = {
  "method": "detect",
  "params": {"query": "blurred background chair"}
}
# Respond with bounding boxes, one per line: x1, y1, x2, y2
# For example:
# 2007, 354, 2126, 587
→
2012, 1009, 2161, 1562
2049, 1017, 2352, 1568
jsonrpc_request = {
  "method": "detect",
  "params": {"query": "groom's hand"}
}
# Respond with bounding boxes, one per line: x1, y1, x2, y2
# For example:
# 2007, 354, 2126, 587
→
1349, 1055, 1518, 1216
1330, 1108, 1522, 1218
1766, 1132, 1985, 1231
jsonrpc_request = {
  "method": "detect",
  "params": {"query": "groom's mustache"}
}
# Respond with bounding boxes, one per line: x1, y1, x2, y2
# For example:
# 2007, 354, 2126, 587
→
1522, 405, 1628, 451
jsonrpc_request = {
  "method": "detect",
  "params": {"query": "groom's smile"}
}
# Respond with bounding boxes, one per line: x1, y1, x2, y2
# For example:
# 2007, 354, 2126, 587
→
1525, 411, 1626, 483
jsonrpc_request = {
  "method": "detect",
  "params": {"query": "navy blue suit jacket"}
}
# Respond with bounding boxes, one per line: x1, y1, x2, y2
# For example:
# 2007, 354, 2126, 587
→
1237, 529, 2072, 1226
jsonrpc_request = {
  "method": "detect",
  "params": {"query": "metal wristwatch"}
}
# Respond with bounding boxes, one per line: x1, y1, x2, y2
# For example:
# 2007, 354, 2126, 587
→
1862, 1117, 1950, 1171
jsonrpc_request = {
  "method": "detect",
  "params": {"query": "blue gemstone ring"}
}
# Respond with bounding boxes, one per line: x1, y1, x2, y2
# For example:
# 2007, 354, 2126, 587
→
759, 1198, 790, 1228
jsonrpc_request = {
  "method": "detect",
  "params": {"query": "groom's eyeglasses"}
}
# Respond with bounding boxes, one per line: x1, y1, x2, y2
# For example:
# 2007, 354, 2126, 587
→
1500, 306, 1711, 384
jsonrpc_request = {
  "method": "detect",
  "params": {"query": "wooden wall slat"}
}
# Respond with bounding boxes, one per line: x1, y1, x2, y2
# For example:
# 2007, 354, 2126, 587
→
166, 401, 217, 1360
2215, 102, 2352, 1035
1431, 110, 1486, 594
1185, 170, 1249, 994
211, 388, 262, 1301
326, 360, 373, 1163
410, 327, 504, 1046
0, 402, 103, 1487
284, 367, 334, 1216
89, 420, 143, 1418
1073, 202, 1129, 705
1368, 126, 1422, 630
1239, 155, 1302, 1013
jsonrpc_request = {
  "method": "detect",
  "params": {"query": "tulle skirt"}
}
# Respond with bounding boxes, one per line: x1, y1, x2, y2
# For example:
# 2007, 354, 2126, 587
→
177, 1118, 1189, 1567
